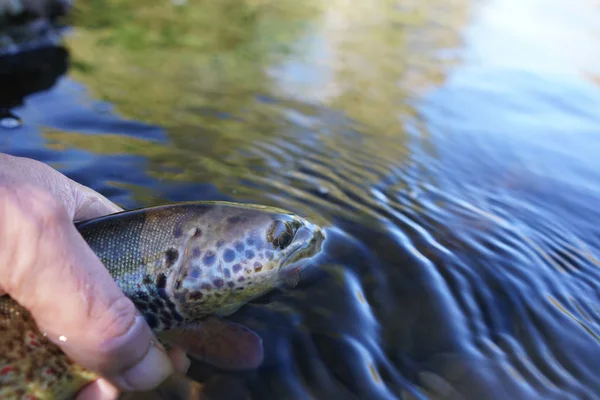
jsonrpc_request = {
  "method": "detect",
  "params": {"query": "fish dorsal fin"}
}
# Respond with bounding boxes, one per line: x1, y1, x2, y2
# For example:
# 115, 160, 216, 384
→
158, 317, 264, 370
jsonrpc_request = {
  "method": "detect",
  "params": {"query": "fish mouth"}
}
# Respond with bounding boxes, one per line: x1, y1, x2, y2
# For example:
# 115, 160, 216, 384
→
278, 247, 309, 288
278, 225, 326, 277
281, 245, 305, 270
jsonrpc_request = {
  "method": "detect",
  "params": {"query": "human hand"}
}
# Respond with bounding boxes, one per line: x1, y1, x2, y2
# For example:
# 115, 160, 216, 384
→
0, 153, 188, 399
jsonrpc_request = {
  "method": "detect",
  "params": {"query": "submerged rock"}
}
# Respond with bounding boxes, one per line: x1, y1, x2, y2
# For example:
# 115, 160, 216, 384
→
0, 0, 70, 55
0, 0, 71, 21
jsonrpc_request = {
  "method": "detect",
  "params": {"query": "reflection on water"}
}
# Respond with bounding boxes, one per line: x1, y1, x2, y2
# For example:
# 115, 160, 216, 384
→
3, 0, 600, 398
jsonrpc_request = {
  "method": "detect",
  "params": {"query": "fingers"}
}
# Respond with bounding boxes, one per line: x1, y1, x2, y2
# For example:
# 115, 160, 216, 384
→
75, 347, 192, 400
76, 379, 121, 400
167, 346, 192, 374
0, 185, 174, 391
70, 182, 124, 221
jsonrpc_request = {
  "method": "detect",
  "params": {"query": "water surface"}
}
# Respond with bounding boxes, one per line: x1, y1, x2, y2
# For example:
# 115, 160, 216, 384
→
2, 0, 600, 398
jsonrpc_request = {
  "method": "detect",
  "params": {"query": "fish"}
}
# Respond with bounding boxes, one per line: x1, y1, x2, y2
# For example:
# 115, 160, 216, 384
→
0, 201, 326, 399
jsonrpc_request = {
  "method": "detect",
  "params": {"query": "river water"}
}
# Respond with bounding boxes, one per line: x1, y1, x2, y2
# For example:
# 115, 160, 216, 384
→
2, 0, 600, 399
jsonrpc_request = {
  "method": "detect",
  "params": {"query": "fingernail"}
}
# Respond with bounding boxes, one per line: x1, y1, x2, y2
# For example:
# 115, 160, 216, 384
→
113, 342, 174, 391
76, 379, 120, 400
168, 346, 191, 373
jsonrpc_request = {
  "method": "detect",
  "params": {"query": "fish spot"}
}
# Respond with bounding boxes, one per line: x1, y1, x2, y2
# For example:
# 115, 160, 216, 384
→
192, 247, 202, 257
189, 292, 203, 300
223, 268, 231, 278
227, 281, 235, 288
254, 262, 263, 272
165, 248, 179, 266
145, 314, 158, 329
203, 251, 216, 266
200, 283, 212, 291
152, 299, 163, 309
223, 249, 236, 263
148, 303, 158, 313
0, 366, 15, 376
135, 300, 148, 309
175, 279, 182, 290
238, 276, 245, 282
213, 278, 224, 288
236, 287, 244, 290
143, 276, 152, 285
246, 237, 255, 247
137, 292, 150, 302
232, 263, 242, 273
192, 228, 202, 238
190, 268, 201, 279
175, 292, 186, 303
160, 316, 172, 329
227, 216, 242, 224
156, 273, 167, 289
216, 240, 225, 248
245, 250, 255, 259
235, 241, 245, 252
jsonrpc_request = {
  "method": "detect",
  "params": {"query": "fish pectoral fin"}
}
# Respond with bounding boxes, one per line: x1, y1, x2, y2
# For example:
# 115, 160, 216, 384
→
215, 302, 245, 317
281, 266, 302, 288
158, 317, 264, 371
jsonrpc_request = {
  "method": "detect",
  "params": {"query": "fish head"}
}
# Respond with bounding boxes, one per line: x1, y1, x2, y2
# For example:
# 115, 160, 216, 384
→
167, 202, 325, 320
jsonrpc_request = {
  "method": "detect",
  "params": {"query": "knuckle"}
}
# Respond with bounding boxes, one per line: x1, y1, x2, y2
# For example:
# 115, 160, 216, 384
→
0, 184, 58, 216
0, 185, 24, 218
13, 186, 66, 232
30, 193, 67, 229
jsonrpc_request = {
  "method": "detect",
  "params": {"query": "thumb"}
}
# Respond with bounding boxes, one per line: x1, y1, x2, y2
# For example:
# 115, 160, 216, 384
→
69, 182, 124, 222
0, 185, 174, 391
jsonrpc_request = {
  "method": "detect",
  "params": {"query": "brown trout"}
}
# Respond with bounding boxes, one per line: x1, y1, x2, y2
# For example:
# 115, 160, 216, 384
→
0, 201, 325, 399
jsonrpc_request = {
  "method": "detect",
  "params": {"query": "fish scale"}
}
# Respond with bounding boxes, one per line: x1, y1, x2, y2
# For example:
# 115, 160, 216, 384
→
0, 201, 325, 399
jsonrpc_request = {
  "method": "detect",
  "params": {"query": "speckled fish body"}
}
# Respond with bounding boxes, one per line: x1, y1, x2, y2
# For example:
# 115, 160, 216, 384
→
0, 201, 325, 399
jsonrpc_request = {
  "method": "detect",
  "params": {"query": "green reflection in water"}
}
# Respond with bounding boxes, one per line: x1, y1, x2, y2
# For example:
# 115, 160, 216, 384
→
50, 0, 470, 216
64, 0, 321, 124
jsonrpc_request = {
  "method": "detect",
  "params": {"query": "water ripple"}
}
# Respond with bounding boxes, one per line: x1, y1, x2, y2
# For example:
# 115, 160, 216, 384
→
4, 0, 600, 397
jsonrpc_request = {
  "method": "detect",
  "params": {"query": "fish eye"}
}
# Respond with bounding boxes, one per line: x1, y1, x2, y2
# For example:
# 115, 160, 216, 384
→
269, 220, 295, 249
